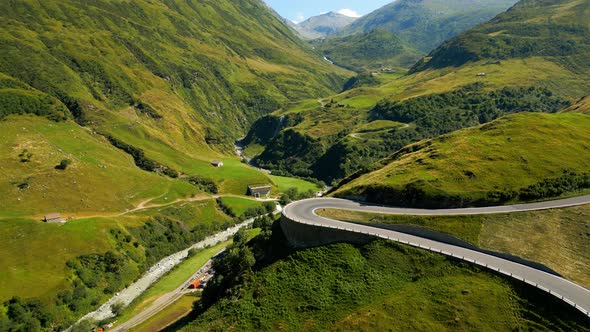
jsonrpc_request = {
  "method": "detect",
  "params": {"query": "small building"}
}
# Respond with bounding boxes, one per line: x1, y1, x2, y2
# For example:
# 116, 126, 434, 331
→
211, 160, 224, 167
248, 185, 271, 199
476, 72, 487, 77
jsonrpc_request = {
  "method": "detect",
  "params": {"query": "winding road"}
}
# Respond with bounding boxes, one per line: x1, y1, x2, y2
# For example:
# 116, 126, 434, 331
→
282, 195, 590, 318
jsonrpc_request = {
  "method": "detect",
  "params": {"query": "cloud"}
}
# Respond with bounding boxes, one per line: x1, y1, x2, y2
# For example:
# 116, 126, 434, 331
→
337, 8, 361, 18
292, 12, 305, 24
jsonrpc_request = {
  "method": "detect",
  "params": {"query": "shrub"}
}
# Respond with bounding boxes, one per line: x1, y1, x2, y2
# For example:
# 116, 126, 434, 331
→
105, 135, 158, 172
55, 159, 71, 170
188, 175, 218, 194
110, 302, 124, 316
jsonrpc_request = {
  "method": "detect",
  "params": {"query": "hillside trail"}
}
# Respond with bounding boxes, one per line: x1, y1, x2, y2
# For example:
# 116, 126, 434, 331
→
27, 194, 210, 221
27, 193, 277, 221
348, 123, 411, 139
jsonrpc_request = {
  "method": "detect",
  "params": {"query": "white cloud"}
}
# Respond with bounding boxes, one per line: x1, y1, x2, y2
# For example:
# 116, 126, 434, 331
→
337, 8, 361, 18
292, 12, 305, 24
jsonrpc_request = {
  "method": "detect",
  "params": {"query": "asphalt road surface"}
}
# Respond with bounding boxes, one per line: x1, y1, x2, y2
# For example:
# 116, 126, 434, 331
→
282, 196, 590, 317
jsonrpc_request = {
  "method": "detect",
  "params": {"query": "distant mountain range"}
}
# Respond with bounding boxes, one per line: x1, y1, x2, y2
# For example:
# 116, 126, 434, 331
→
287, 0, 519, 71
342, 0, 518, 53
293, 12, 358, 40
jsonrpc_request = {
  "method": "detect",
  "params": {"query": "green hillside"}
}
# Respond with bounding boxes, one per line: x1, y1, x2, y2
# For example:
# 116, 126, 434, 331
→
245, 0, 590, 184
0, 115, 198, 217
0, 198, 236, 330
182, 236, 589, 331
412, 0, 590, 72
311, 29, 424, 72
0, 1, 340, 329
247, 82, 571, 183
342, 0, 517, 52
0, 0, 350, 158
334, 112, 590, 207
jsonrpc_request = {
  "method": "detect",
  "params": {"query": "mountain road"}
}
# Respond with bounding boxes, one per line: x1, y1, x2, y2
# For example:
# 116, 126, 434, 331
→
282, 196, 590, 317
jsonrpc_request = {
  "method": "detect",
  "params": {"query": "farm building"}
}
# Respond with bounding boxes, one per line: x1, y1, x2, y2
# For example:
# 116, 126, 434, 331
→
248, 185, 271, 199
44, 213, 65, 223
211, 160, 224, 167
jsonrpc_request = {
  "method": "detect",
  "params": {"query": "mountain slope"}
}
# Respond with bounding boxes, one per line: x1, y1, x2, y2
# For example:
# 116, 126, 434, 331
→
411, 0, 590, 72
311, 29, 424, 72
182, 234, 590, 331
342, 0, 518, 52
0, 0, 349, 157
247, 82, 571, 183
0, 1, 343, 329
295, 12, 358, 40
565, 96, 590, 114
245, 0, 590, 184
333, 112, 590, 207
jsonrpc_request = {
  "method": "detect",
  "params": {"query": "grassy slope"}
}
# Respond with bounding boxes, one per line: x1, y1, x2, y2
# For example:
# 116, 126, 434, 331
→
318, 204, 590, 289
0, 217, 112, 301
0, 115, 319, 217
247, 0, 590, 184
0, 0, 349, 197
565, 95, 590, 114
183, 241, 589, 331
218, 197, 266, 217
0, 0, 350, 140
0, 199, 229, 302
268, 175, 320, 193
311, 29, 423, 72
0, 115, 198, 217
413, 0, 590, 73
334, 113, 590, 205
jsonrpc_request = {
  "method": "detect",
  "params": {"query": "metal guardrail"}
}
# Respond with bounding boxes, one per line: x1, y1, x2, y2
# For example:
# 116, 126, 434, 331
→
283, 213, 590, 318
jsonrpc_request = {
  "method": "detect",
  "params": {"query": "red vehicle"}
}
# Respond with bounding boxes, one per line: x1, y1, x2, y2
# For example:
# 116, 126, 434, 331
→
189, 280, 201, 289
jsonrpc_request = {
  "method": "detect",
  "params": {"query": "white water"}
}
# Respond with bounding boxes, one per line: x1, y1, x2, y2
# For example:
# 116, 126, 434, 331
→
69, 218, 255, 328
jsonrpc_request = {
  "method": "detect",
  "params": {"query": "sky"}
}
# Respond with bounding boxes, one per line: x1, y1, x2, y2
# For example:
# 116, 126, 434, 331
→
264, 0, 393, 24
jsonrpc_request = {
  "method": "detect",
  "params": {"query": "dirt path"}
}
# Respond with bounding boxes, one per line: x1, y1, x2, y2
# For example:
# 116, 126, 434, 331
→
28, 194, 212, 221
348, 124, 411, 140
29, 194, 277, 222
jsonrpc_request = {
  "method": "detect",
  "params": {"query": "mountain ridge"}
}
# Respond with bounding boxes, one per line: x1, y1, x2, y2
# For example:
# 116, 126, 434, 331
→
342, 0, 518, 52
294, 11, 359, 40
411, 0, 590, 72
